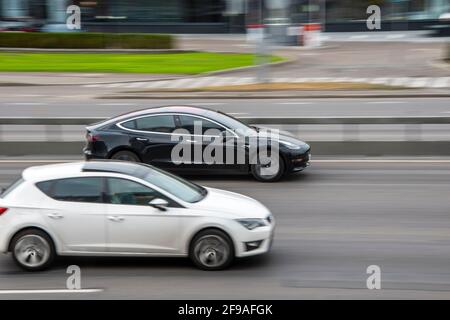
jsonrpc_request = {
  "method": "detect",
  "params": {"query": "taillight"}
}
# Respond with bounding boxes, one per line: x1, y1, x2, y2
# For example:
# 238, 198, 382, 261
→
86, 133, 100, 142
0, 208, 8, 215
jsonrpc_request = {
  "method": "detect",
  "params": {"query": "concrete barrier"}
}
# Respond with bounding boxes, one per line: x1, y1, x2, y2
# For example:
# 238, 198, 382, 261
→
1, 117, 450, 156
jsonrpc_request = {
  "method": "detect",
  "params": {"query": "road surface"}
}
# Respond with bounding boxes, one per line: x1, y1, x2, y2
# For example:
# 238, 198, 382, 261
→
0, 159, 449, 299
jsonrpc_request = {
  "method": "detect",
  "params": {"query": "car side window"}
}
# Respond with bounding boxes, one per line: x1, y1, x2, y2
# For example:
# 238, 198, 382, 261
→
122, 115, 176, 133
178, 115, 225, 135
50, 177, 103, 203
106, 177, 175, 207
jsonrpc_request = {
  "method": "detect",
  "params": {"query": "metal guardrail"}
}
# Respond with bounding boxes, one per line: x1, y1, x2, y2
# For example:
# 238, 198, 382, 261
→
1, 116, 450, 141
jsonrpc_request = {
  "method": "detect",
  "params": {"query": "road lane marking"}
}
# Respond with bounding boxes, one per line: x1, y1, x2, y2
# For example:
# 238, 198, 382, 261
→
277, 102, 315, 105
96, 103, 137, 106
313, 159, 450, 163
366, 101, 406, 104
0, 289, 103, 294
6, 102, 45, 106
191, 102, 226, 106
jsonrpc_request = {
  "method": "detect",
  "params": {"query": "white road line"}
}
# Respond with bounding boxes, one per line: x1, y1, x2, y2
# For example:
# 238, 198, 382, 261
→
386, 34, 406, 39
96, 103, 136, 106
431, 77, 449, 88
0, 289, 103, 294
277, 102, 315, 105
190, 102, 225, 106
408, 77, 429, 88
123, 82, 148, 88
0, 159, 80, 163
6, 102, 45, 106
313, 159, 450, 163
366, 101, 406, 104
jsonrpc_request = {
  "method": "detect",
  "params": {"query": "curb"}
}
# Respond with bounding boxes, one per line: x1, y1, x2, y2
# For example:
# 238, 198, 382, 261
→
0, 48, 193, 53
99, 91, 450, 99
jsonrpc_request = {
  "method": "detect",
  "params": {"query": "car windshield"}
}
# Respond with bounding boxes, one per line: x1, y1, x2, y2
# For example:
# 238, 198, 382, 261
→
137, 164, 207, 203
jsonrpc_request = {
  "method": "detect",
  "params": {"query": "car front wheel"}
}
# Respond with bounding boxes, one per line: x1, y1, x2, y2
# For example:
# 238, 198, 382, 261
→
250, 152, 285, 182
189, 229, 234, 270
11, 229, 55, 271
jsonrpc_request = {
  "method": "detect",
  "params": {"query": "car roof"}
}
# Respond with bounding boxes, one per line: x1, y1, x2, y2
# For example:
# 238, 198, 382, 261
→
22, 161, 153, 182
87, 105, 213, 130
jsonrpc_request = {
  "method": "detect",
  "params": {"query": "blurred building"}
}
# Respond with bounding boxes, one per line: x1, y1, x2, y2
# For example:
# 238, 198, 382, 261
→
0, 0, 448, 32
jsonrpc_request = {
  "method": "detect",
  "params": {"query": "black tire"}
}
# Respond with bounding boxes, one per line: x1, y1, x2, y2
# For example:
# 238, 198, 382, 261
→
10, 229, 55, 271
250, 152, 285, 182
189, 229, 234, 271
110, 150, 140, 162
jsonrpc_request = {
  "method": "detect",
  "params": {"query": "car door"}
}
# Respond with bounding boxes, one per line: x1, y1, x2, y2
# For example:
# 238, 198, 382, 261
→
176, 115, 241, 172
119, 114, 179, 169
104, 177, 183, 254
37, 177, 107, 253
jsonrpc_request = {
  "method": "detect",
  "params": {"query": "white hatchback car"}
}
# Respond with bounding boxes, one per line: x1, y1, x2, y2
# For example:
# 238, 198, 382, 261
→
0, 161, 274, 271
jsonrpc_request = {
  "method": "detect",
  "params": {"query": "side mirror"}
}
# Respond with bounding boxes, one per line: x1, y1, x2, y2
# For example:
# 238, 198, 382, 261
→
149, 198, 169, 211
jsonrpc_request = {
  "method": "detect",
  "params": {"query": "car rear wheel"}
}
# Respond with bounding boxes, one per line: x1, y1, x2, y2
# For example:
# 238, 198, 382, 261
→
11, 229, 55, 271
250, 152, 285, 182
189, 229, 234, 271
111, 150, 140, 162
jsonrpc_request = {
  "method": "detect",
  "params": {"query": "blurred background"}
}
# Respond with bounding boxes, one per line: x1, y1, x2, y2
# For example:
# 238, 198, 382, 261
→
0, 0, 449, 33
0, 0, 449, 300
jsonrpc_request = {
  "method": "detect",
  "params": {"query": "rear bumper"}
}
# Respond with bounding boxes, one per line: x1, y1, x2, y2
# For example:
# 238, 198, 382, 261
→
83, 147, 107, 160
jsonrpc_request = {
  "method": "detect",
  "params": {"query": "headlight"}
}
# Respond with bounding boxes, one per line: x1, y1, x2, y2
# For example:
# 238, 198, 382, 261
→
236, 218, 266, 230
280, 140, 301, 150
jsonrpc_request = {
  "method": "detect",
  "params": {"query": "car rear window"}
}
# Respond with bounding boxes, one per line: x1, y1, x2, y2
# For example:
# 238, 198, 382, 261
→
0, 178, 24, 198
36, 177, 103, 203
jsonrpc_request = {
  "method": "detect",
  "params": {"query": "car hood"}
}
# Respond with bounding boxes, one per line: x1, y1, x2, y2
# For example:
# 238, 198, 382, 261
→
253, 126, 310, 151
191, 187, 271, 219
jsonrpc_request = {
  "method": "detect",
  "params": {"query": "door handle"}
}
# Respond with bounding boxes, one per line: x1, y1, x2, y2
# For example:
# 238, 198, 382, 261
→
47, 213, 63, 219
135, 137, 148, 142
108, 216, 124, 222
186, 139, 197, 143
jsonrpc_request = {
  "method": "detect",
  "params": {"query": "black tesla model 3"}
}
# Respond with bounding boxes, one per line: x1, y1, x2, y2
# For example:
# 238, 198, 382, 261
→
83, 106, 310, 182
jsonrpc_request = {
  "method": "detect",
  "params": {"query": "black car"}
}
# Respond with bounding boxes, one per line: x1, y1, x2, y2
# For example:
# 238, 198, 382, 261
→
83, 106, 310, 182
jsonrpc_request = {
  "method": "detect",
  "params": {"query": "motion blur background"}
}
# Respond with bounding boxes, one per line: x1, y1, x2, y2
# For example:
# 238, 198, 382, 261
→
0, 0, 449, 33
0, 0, 449, 300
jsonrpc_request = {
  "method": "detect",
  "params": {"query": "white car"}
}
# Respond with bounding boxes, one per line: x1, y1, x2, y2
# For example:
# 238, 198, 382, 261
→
0, 161, 274, 271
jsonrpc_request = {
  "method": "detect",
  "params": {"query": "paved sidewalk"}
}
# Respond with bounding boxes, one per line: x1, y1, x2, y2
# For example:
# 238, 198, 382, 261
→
85, 76, 450, 89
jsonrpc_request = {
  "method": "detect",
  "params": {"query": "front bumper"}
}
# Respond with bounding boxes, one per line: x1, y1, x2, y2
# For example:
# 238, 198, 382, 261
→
286, 148, 311, 172
234, 224, 275, 258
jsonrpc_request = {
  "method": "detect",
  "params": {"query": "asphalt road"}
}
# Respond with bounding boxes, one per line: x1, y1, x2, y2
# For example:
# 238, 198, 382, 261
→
0, 159, 450, 299
1, 85, 449, 117
1, 90, 450, 141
